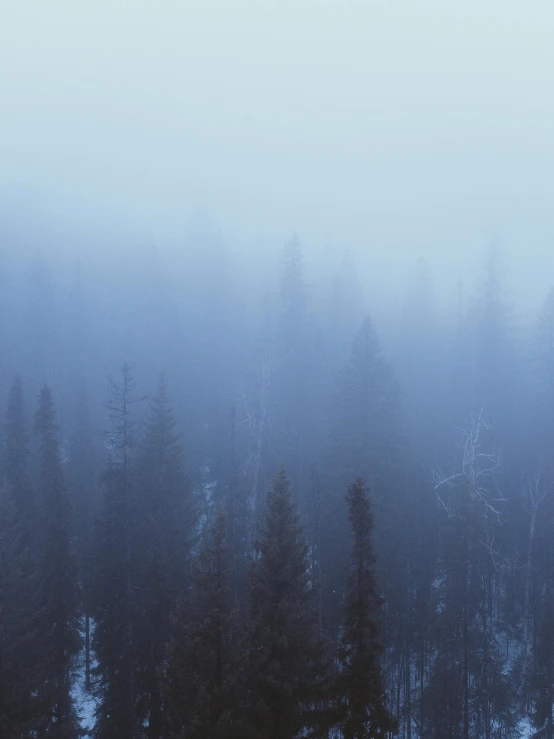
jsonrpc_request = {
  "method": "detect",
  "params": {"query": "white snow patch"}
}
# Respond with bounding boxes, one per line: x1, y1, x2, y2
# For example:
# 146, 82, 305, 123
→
72, 622, 98, 738
519, 717, 533, 739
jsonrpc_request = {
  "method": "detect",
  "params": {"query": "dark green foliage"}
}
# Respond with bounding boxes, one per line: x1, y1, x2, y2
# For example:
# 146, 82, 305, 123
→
66, 383, 100, 692
134, 375, 196, 738
332, 317, 400, 485
0, 377, 39, 736
423, 416, 518, 739
34, 385, 81, 737
5, 377, 36, 551
530, 585, 554, 739
322, 315, 402, 634
0, 483, 35, 737
334, 478, 397, 739
91, 465, 137, 739
246, 468, 327, 739
4, 245, 551, 739
91, 364, 140, 739
165, 509, 242, 738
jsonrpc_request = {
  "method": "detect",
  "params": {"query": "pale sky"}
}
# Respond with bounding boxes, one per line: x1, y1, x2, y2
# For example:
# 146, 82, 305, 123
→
1, 0, 554, 307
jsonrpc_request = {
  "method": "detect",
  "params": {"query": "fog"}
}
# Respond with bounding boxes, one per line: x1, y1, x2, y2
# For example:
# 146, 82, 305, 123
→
3, 0, 554, 305
2, 3, 554, 738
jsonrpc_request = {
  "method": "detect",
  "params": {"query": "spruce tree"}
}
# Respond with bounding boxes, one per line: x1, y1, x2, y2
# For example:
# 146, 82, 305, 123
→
165, 509, 241, 738
246, 468, 327, 739
134, 375, 196, 738
5, 377, 36, 551
323, 316, 401, 633
91, 364, 140, 739
332, 316, 400, 485
334, 478, 397, 739
35, 385, 81, 737
424, 416, 517, 739
66, 383, 99, 692
531, 583, 554, 739
0, 482, 38, 738
0, 377, 39, 735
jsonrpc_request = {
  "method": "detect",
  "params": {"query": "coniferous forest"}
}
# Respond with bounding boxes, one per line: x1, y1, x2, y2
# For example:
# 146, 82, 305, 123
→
0, 237, 553, 739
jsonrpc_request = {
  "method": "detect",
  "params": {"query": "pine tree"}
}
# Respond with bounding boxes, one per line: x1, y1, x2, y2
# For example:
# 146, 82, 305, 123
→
0, 377, 39, 735
531, 583, 554, 739
34, 385, 81, 737
91, 364, 140, 739
332, 316, 400, 485
4, 377, 36, 550
165, 509, 241, 738
134, 375, 197, 738
66, 383, 100, 692
246, 468, 327, 739
323, 316, 401, 633
424, 414, 517, 739
334, 478, 397, 739
0, 481, 41, 738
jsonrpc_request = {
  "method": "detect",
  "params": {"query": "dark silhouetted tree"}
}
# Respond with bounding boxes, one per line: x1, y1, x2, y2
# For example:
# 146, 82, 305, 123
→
35, 385, 81, 737
91, 364, 140, 739
531, 583, 554, 739
0, 377, 39, 734
66, 383, 100, 692
165, 509, 241, 738
334, 478, 397, 739
246, 468, 327, 739
134, 375, 197, 738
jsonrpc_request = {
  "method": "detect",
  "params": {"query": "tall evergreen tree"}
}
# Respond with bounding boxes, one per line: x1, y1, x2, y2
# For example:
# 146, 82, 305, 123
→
4, 377, 36, 549
334, 478, 397, 739
424, 414, 518, 739
34, 385, 81, 737
165, 509, 241, 738
91, 364, 140, 739
66, 383, 99, 692
0, 377, 39, 735
246, 468, 327, 739
530, 581, 554, 739
134, 375, 196, 738
323, 315, 401, 634
331, 316, 400, 485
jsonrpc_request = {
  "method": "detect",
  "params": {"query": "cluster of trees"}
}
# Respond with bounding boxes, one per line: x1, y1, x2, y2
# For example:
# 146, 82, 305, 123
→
0, 367, 394, 738
2, 232, 554, 738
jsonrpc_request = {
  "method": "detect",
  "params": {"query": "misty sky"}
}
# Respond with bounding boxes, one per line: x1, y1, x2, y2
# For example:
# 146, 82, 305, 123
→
2, 0, 554, 309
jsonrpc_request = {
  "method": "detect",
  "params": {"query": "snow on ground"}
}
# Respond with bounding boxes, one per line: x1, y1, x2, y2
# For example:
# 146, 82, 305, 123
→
72, 623, 98, 738
72, 673, 96, 738
519, 718, 533, 738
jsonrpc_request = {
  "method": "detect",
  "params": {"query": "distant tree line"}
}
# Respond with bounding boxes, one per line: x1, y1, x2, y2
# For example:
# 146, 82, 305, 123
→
1, 235, 554, 738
